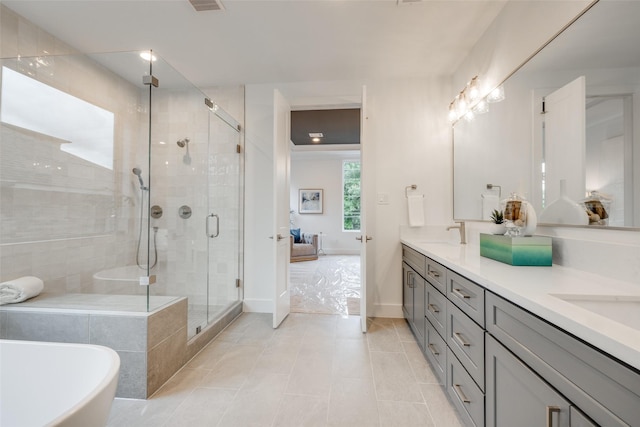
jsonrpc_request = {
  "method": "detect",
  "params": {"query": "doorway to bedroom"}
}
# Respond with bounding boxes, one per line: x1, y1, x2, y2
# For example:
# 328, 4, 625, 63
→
288, 108, 362, 316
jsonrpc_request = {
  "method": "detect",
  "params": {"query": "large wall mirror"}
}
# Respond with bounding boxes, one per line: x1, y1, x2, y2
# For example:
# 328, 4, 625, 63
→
453, 0, 640, 229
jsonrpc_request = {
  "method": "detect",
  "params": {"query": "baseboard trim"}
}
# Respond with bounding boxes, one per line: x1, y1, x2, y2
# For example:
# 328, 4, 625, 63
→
371, 303, 403, 318
242, 298, 272, 313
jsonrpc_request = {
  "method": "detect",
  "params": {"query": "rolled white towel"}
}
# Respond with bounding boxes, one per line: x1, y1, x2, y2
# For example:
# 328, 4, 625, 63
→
0, 276, 44, 305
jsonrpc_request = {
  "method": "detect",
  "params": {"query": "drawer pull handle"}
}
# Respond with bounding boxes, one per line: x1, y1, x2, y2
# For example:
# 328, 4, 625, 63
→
546, 406, 561, 427
453, 288, 471, 299
428, 303, 440, 313
454, 332, 471, 347
428, 343, 440, 356
454, 384, 471, 404
428, 270, 441, 278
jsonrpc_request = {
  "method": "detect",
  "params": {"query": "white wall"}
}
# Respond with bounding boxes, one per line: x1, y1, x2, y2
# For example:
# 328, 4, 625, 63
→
290, 153, 361, 255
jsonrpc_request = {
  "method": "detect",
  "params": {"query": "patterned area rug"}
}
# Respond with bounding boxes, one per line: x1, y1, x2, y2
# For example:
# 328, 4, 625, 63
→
289, 255, 361, 316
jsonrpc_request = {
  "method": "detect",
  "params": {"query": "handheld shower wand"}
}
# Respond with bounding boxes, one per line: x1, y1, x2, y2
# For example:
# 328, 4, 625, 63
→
132, 167, 148, 190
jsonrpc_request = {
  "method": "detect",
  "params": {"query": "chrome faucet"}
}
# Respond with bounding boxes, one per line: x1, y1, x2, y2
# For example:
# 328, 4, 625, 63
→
447, 221, 466, 244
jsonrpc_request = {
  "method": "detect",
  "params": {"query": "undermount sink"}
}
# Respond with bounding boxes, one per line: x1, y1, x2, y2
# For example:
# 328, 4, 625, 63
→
551, 294, 640, 332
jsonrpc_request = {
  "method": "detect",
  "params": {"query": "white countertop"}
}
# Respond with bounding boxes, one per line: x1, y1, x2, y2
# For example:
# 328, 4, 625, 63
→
401, 238, 640, 372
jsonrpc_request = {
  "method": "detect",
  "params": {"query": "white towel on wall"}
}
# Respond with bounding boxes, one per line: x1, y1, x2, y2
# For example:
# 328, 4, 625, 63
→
407, 194, 425, 227
0, 276, 44, 305
482, 194, 500, 220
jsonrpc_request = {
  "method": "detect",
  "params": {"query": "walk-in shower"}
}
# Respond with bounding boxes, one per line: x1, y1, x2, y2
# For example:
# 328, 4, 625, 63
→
0, 49, 243, 341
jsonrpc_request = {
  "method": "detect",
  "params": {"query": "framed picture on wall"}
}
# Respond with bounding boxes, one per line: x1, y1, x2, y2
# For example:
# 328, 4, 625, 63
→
299, 189, 323, 214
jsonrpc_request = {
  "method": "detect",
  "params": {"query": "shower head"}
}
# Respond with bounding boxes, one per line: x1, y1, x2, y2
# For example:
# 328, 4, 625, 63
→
132, 168, 147, 190
177, 138, 190, 148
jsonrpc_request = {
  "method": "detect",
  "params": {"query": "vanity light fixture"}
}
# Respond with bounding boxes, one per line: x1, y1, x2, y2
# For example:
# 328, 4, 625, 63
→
487, 85, 505, 103
448, 75, 503, 123
468, 76, 480, 101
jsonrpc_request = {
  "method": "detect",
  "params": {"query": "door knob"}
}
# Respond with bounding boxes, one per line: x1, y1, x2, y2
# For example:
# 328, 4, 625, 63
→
356, 236, 362, 241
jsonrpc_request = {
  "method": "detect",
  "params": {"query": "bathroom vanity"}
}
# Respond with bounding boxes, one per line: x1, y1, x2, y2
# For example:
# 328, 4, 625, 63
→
401, 240, 640, 426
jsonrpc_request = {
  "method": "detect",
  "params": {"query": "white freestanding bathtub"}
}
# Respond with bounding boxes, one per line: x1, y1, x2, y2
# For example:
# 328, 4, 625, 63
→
0, 339, 120, 427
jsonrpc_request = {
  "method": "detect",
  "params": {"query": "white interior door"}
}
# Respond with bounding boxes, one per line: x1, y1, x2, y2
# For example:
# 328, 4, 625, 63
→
543, 76, 586, 204
358, 85, 372, 333
273, 89, 291, 328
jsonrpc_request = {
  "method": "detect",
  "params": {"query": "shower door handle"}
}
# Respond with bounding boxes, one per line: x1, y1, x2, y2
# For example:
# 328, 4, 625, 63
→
207, 213, 220, 238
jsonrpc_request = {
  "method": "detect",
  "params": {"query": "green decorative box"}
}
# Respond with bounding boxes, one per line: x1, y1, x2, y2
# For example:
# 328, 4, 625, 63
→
480, 233, 552, 266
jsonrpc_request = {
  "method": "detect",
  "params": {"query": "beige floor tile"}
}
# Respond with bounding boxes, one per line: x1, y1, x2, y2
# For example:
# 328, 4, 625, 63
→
163, 387, 236, 427
402, 341, 441, 385
153, 367, 210, 398
272, 395, 329, 427
106, 394, 184, 427
367, 321, 403, 352
332, 338, 372, 379
371, 351, 424, 402
327, 377, 380, 427
200, 344, 264, 389
286, 350, 334, 396
108, 312, 464, 427
253, 348, 298, 375
419, 383, 464, 427
392, 318, 415, 342
183, 340, 234, 370
336, 315, 366, 339
377, 400, 436, 427
218, 373, 289, 427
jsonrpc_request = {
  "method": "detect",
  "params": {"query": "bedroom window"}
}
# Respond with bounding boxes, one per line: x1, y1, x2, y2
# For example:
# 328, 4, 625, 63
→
342, 160, 361, 231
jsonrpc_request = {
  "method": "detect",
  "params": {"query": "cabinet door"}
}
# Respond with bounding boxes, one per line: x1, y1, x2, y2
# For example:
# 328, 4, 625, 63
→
413, 274, 426, 349
486, 334, 571, 427
402, 262, 413, 321
570, 407, 598, 427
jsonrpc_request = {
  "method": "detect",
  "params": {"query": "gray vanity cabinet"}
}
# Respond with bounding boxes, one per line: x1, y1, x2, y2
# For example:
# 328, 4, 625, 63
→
486, 334, 571, 427
402, 245, 427, 350
486, 292, 640, 426
401, 243, 640, 427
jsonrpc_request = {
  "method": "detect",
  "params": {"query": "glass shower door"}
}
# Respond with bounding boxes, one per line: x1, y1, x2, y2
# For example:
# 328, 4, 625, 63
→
206, 103, 242, 325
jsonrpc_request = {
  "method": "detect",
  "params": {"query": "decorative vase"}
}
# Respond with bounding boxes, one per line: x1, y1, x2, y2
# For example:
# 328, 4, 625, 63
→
501, 193, 528, 236
488, 223, 507, 235
539, 180, 588, 226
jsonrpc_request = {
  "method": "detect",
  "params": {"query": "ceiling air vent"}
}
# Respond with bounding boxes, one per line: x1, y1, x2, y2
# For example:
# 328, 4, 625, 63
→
188, 0, 224, 12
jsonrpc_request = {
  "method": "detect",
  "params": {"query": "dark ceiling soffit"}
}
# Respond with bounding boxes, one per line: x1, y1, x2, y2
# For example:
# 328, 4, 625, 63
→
291, 109, 361, 146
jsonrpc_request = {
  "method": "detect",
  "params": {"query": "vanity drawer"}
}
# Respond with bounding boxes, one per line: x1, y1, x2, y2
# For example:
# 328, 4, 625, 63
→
486, 292, 640, 426
447, 270, 485, 326
425, 257, 447, 293
447, 300, 485, 390
402, 245, 426, 278
424, 319, 446, 386
447, 347, 484, 427
425, 280, 447, 339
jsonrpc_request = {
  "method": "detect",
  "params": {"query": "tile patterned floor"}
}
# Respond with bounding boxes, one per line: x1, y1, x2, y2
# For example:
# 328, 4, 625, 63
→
107, 313, 463, 427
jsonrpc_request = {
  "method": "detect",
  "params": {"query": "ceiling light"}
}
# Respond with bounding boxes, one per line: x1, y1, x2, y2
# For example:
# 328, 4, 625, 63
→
309, 132, 323, 138
139, 52, 157, 62
312, 137, 321, 143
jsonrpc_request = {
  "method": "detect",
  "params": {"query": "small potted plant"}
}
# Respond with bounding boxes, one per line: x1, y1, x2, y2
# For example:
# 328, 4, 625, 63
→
488, 209, 507, 235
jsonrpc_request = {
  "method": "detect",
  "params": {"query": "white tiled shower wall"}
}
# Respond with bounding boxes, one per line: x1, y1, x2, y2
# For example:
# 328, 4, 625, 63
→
1, 6, 151, 295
